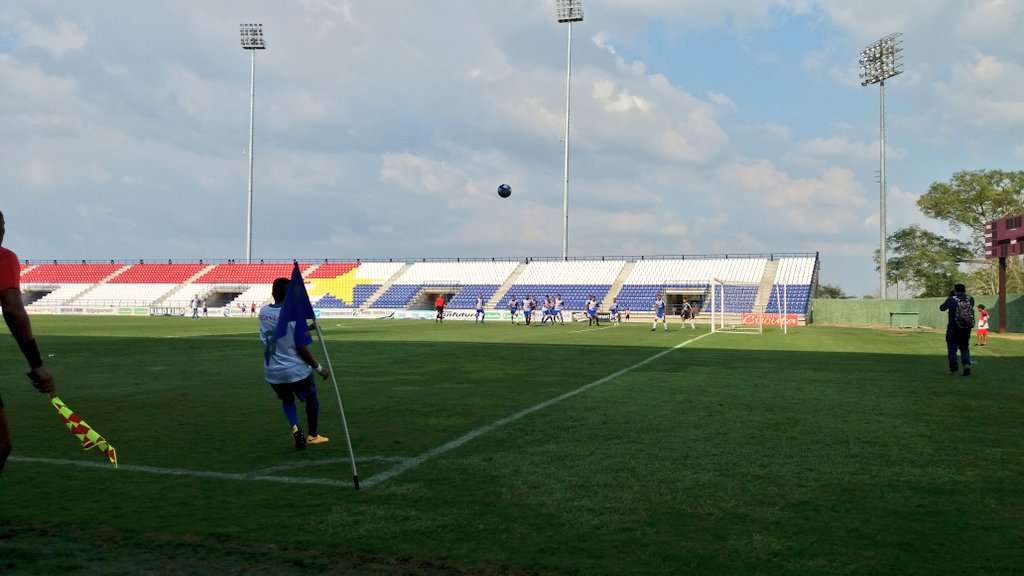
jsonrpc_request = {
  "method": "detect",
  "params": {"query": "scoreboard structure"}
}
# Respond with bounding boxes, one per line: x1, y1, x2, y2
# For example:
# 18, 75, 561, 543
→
985, 214, 1024, 259
984, 214, 1023, 333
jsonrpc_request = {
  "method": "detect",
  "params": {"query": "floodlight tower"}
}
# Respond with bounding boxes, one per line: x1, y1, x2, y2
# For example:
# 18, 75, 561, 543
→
240, 23, 265, 264
556, 0, 583, 259
859, 33, 903, 300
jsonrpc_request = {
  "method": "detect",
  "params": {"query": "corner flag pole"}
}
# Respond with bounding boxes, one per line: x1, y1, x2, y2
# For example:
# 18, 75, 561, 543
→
314, 322, 359, 489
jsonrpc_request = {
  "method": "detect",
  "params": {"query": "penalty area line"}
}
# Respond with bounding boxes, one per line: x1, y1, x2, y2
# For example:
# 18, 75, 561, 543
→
361, 330, 714, 489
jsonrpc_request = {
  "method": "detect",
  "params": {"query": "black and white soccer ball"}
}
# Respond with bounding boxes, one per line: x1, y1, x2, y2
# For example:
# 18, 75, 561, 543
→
497, 184, 512, 198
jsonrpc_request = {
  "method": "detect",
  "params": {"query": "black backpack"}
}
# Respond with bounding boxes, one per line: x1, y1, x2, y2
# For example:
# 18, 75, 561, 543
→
954, 295, 975, 330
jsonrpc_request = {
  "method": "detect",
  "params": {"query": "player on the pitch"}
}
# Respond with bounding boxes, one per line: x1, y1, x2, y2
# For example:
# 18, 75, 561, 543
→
554, 294, 564, 324
609, 298, 621, 324
0, 211, 58, 474
681, 300, 696, 329
652, 293, 668, 332
508, 295, 519, 324
524, 295, 535, 326
259, 277, 330, 450
435, 294, 446, 323
475, 293, 485, 324
541, 295, 554, 325
587, 295, 600, 326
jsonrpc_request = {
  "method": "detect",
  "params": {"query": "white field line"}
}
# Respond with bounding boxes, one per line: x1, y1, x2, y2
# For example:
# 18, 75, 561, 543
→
569, 326, 612, 333
161, 331, 256, 339
8, 455, 400, 488
250, 456, 410, 476
362, 331, 714, 489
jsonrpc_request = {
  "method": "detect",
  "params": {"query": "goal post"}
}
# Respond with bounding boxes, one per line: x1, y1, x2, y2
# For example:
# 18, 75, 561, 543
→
772, 283, 789, 335
708, 277, 764, 335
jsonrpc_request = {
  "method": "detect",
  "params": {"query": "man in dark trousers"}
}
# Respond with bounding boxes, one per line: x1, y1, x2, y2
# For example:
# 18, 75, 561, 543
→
939, 283, 975, 376
0, 210, 58, 474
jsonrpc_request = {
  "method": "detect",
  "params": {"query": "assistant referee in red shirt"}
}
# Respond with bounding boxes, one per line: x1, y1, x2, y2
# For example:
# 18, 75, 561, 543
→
0, 210, 57, 474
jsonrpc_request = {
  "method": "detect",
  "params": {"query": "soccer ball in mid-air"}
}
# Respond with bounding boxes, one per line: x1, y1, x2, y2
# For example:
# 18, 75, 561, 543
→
497, 184, 512, 198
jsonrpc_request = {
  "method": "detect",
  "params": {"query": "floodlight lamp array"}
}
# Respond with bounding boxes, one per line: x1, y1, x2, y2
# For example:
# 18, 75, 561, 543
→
859, 32, 902, 86
556, 0, 584, 23
240, 23, 266, 50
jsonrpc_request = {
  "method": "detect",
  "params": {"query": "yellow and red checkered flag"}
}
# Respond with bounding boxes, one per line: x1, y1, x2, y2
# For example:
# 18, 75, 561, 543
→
50, 396, 118, 468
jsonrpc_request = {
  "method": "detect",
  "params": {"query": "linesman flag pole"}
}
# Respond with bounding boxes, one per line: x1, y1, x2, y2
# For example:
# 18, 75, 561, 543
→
275, 262, 360, 489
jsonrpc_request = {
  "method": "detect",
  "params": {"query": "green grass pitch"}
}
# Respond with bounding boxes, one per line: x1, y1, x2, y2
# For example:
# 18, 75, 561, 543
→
1, 316, 1022, 575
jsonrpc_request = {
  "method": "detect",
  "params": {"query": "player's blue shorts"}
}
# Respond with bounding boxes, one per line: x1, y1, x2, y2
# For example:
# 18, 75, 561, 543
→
656, 311, 665, 319
554, 308, 561, 314
525, 311, 532, 318
476, 308, 484, 314
588, 310, 597, 318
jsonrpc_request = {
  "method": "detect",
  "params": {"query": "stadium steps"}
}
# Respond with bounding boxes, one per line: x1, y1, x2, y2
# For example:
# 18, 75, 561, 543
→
63, 264, 133, 305
151, 264, 217, 307
360, 263, 412, 309
19, 264, 37, 277
600, 260, 635, 311
303, 262, 324, 278
486, 262, 527, 309
753, 260, 779, 310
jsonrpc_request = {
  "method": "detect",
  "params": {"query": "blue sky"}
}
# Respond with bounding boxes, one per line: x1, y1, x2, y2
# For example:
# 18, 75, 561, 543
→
2, 0, 1022, 295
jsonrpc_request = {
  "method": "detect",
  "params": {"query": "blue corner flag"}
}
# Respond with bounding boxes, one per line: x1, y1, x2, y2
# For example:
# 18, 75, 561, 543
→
273, 262, 315, 350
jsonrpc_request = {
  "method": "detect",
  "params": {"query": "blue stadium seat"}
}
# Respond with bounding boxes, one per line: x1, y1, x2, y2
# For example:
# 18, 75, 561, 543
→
766, 284, 812, 314
496, 285, 611, 310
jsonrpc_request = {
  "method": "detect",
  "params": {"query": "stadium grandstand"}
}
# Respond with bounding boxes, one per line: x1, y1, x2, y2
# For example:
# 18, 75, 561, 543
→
15, 254, 819, 323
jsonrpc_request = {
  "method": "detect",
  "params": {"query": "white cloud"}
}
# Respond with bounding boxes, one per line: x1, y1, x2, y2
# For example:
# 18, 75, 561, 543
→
707, 91, 736, 112
17, 18, 87, 57
719, 160, 868, 234
592, 80, 652, 113
784, 136, 905, 166
2, 0, 1021, 296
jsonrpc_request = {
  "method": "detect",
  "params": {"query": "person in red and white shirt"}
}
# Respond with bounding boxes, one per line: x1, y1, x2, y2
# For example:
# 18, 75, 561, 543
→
976, 304, 990, 346
0, 210, 57, 474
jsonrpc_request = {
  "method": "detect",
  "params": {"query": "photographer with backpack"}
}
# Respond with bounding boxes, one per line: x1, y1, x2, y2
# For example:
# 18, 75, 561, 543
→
939, 283, 975, 376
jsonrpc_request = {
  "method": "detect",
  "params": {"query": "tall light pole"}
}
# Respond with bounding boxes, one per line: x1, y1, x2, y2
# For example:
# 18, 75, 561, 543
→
240, 23, 265, 264
859, 33, 903, 300
556, 0, 583, 259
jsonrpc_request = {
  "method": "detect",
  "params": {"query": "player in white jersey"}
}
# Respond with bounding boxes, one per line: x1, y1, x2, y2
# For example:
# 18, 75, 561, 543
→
587, 296, 600, 326
609, 298, 621, 324
475, 294, 485, 324
554, 294, 564, 324
508, 295, 519, 324
259, 278, 331, 450
652, 294, 668, 332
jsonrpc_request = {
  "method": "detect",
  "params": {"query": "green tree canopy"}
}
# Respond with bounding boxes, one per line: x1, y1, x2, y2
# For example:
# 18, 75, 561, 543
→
814, 283, 847, 299
917, 170, 1024, 241
874, 225, 972, 297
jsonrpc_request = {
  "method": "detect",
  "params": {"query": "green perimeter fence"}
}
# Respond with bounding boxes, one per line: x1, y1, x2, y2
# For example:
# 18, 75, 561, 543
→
812, 294, 1024, 333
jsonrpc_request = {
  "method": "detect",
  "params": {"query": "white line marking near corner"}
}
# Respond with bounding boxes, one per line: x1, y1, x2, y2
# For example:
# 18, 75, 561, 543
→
250, 456, 410, 477
361, 331, 714, 489
9, 456, 351, 488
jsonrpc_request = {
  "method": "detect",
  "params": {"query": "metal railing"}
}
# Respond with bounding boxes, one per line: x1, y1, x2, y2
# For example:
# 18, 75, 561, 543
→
17, 252, 819, 266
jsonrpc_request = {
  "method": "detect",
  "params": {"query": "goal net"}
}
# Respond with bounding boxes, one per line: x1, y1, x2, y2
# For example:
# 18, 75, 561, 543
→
708, 277, 764, 335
